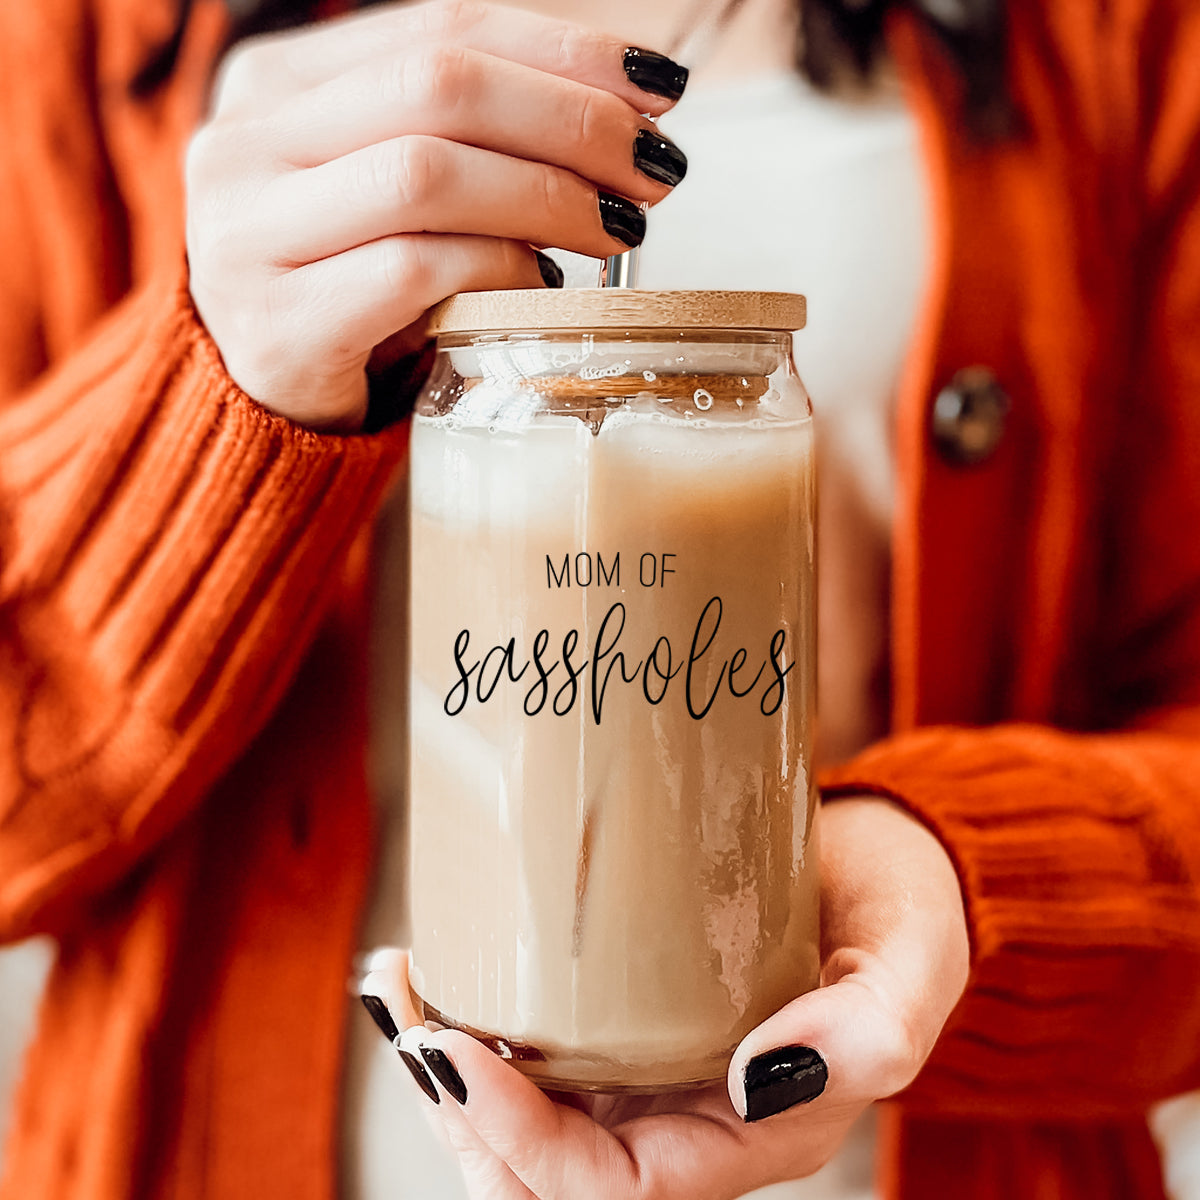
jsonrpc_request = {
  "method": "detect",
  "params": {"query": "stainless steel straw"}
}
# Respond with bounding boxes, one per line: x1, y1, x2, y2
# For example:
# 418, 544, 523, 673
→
602, 0, 750, 288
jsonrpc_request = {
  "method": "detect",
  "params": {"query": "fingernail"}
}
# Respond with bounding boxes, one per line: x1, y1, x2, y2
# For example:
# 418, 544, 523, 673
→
623, 47, 689, 101
534, 250, 564, 288
396, 1026, 443, 1106
398, 1048, 441, 1105
633, 128, 687, 187
360, 994, 400, 1044
420, 1046, 469, 1105
598, 192, 646, 248
743, 1045, 828, 1122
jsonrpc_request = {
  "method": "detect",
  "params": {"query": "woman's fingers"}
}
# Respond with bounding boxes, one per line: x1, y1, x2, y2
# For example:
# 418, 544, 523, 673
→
418, 1025, 647, 1199
409, 1020, 844, 1200
216, 0, 687, 118
728, 970, 919, 1127
356, 949, 878, 1199
281, 232, 547, 350
189, 0, 692, 428
187, 0, 689, 426
258, 137, 653, 267
363, 951, 824, 1200
361, 951, 638, 1198
361, 953, 538, 1199
360, 947, 422, 1026
256, 46, 685, 195
197, 233, 547, 425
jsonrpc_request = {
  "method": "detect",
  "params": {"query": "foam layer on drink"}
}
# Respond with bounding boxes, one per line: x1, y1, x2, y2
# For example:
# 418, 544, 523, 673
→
408, 402, 818, 1090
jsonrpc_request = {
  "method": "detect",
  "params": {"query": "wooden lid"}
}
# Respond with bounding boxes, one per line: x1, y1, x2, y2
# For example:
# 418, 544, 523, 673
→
427, 289, 806, 334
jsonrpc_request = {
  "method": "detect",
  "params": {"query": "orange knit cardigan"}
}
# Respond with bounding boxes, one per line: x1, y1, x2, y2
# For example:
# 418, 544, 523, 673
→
1, 1, 1199, 1197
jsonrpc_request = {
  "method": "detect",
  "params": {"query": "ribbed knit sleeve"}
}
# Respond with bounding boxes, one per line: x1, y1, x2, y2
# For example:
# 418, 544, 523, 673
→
821, 721, 1200, 1117
0, 271, 410, 941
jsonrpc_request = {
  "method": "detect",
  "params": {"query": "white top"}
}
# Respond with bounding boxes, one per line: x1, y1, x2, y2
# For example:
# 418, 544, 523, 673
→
346, 67, 929, 1200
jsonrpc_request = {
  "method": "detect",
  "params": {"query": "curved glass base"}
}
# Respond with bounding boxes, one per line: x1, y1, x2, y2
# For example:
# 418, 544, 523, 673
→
417, 999, 728, 1095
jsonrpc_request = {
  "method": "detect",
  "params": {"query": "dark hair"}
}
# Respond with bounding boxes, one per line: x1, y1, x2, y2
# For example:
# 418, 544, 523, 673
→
136, 0, 1012, 136
801, 0, 1013, 137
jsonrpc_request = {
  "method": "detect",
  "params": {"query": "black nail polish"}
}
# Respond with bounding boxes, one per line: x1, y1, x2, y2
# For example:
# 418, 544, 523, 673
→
399, 1049, 441, 1105
597, 192, 646, 248
360, 994, 400, 1044
623, 47, 689, 101
743, 1046, 828, 1122
633, 128, 687, 188
420, 1046, 469, 1105
534, 250, 564, 289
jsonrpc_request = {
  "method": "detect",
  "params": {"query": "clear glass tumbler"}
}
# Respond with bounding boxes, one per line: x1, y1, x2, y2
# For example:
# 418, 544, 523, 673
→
406, 289, 818, 1092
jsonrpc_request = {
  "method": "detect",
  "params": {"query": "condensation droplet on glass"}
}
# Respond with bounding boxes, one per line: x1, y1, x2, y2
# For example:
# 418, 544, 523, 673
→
694, 388, 714, 411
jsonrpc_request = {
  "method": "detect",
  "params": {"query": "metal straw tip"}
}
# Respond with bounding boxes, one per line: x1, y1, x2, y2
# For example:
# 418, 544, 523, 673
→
603, 245, 643, 288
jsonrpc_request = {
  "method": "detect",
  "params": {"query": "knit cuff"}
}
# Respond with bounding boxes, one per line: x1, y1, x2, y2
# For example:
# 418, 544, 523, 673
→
820, 723, 1200, 1114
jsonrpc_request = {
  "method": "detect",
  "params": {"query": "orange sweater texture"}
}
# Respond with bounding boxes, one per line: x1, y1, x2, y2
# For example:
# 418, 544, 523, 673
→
1, 1, 1200, 1197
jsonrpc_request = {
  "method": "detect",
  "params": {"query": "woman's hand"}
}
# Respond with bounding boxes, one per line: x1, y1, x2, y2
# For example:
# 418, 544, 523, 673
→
186, 0, 689, 431
361, 797, 970, 1199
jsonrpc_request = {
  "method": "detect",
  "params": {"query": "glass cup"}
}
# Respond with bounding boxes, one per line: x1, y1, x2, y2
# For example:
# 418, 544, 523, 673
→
404, 289, 818, 1092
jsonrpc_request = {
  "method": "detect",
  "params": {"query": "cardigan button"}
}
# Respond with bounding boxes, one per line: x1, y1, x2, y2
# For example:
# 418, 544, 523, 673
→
931, 368, 1011, 466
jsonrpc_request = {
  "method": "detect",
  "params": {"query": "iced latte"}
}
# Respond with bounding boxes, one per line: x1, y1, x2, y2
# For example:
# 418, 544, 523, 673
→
407, 291, 818, 1091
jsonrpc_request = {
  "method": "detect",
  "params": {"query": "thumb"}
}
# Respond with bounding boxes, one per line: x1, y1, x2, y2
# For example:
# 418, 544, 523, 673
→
727, 954, 921, 1124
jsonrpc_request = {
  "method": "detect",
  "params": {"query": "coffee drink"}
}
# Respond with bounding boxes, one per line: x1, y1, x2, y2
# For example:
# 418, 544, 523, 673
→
406, 293, 818, 1092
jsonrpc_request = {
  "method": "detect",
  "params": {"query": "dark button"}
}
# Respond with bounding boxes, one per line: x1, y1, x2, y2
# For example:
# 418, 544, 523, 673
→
931, 367, 1011, 466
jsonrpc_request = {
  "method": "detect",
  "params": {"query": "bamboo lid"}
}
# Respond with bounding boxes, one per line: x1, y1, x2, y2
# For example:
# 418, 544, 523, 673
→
427, 289, 806, 335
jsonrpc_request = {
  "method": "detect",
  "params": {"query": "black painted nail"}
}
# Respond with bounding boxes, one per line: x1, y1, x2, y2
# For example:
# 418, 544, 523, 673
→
743, 1045, 828, 1122
420, 1046, 469, 1105
598, 192, 646, 248
360, 994, 400, 1044
623, 47, 689, 101
633, 128, 687, 188
534, 250, 564, 289
399, 1048, 441, 1105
